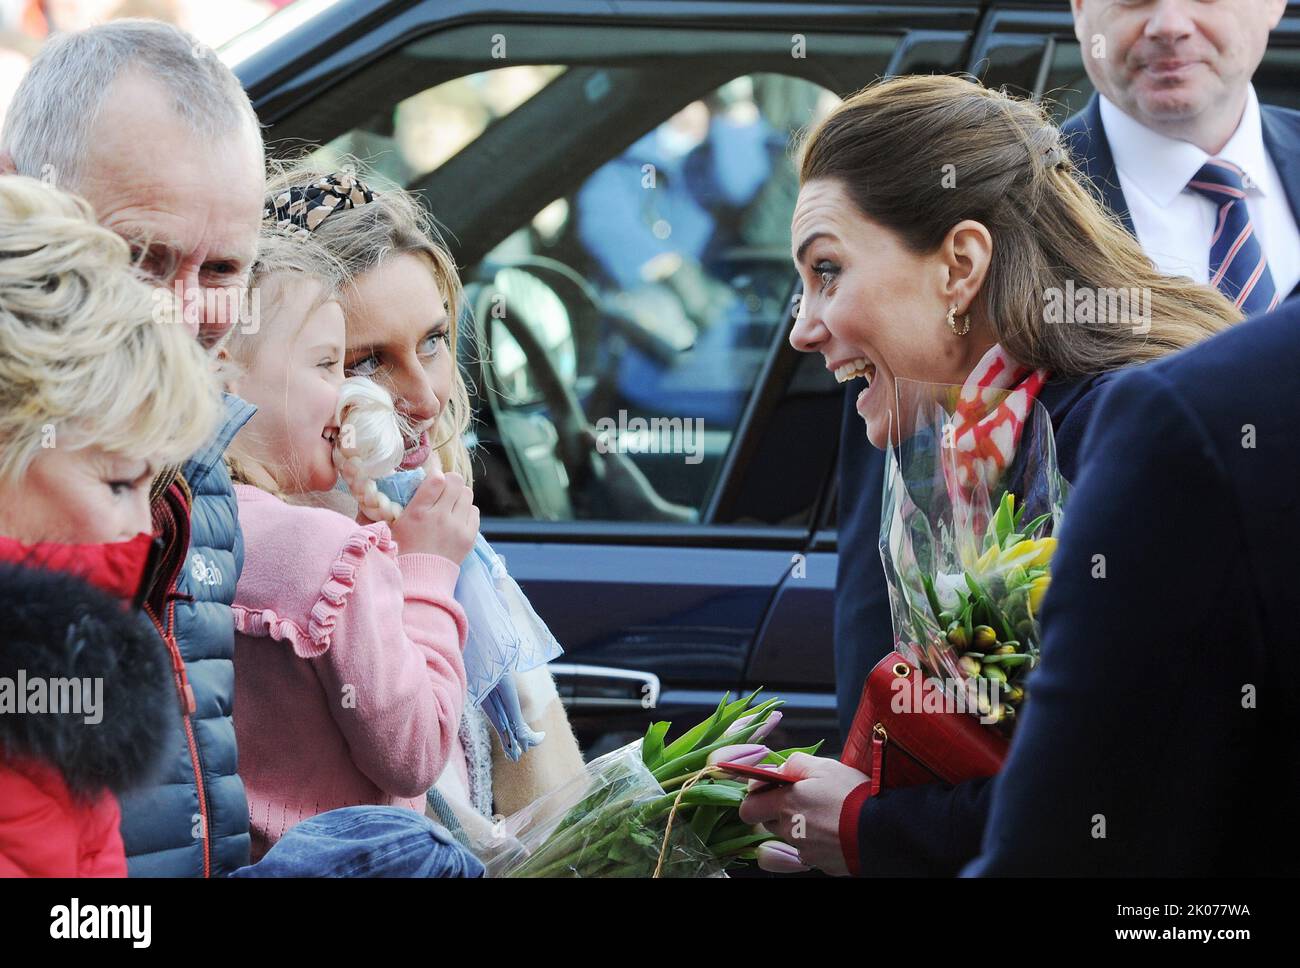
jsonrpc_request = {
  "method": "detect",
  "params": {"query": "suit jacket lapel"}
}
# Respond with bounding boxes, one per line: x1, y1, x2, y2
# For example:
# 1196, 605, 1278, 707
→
1260, 106, 1300, 300
1064, 95, 1136, 237
1261, 106, 1300, 222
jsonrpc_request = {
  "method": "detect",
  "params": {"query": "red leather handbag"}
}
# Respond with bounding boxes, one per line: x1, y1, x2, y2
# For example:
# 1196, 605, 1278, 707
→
841, 650, 1009, 791
837, 651, 1009, 875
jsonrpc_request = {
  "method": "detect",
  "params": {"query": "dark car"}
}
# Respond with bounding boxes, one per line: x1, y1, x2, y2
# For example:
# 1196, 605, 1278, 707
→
228, 0, 1300, 758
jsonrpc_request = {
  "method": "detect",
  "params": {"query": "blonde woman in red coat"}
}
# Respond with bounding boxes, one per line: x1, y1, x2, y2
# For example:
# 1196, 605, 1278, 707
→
0, 175, 221, 876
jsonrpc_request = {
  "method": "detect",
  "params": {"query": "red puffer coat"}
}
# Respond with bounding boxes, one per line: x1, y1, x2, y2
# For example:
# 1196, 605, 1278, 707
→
0, 533, 176, 877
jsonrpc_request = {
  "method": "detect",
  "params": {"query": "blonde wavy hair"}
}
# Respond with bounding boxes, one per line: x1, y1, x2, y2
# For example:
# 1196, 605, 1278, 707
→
0, 175, 221, 485
264, 157, 475, 484
798, 75, 1242, 375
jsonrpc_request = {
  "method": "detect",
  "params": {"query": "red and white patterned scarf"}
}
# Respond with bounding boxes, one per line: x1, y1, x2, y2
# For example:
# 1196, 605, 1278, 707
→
946, 344, 1049, 499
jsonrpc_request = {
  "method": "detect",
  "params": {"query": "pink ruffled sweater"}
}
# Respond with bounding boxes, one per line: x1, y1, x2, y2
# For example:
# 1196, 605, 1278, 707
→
231, 485, 469, 860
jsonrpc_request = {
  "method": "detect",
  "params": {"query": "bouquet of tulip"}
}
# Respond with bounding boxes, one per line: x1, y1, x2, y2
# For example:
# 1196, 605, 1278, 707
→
472, 690, 820, 877
878, 377, 1066, 733
908, 492, 1055, 729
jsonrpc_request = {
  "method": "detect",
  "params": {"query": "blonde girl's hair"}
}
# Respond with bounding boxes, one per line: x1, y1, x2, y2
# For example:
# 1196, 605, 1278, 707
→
0, 174, 222, 484
264, 157, 474, 484
224, 225, 347, 359
797, 75, 1242, 376
221, 226, 347, 494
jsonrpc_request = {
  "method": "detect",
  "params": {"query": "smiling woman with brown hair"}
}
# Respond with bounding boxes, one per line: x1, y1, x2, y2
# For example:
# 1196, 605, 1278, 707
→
795, 73, 1237, 451
740, 73, 1243, 877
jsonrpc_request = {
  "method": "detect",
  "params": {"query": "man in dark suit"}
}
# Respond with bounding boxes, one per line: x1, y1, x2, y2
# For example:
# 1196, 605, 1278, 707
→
965, 3, 1300, 876
1063, 0, 1300, 309
966, 295, 1300, 876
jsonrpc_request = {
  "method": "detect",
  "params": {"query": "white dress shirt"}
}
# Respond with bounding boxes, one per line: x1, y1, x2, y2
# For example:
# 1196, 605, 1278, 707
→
1100, 87, 1300, 301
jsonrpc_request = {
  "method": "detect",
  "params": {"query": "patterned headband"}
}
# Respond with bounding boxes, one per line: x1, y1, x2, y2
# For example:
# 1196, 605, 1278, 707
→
263, 172, 377, 238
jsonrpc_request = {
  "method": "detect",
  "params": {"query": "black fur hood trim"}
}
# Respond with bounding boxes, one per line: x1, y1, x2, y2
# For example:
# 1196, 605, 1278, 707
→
0, 562, 177, 798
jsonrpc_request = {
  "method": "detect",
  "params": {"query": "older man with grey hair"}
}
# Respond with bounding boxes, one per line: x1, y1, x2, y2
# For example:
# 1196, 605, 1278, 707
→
2, 18, 264, 343
1, 19, 263, 877
0, 18, 490, 883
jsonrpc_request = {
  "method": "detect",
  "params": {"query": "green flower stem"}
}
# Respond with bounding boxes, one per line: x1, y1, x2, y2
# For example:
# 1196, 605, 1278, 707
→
509, 813, 627, 878
520, 783, 747, 877
660, 767, 710, 792
516, 825, 625, 878
515, 802, 661, 878
710, 832, 776, 856
651, 719, 764, 784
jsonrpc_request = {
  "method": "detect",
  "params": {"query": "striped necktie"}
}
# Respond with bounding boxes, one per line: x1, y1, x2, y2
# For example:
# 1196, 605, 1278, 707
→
1186, 159, 1280, 315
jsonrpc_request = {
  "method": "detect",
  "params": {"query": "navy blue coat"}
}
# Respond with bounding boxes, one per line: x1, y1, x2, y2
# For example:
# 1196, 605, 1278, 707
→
118, 396, 255, 877
967, 296, 1300, 876
839, 373, 1113, 876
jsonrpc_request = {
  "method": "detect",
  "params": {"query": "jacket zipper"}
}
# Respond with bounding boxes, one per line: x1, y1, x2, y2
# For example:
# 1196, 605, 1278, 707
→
169, 591, 212, 878
143, 482, 213, 878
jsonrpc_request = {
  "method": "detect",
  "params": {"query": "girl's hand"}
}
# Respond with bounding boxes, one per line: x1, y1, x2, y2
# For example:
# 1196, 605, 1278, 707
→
737, 753, 869, 877
389, 470, 479, 564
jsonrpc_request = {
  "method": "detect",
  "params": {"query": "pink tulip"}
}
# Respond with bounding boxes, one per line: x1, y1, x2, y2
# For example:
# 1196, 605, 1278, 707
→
756, 840, 810, 874
707, 743, 770, 769
727, 709, 783, 744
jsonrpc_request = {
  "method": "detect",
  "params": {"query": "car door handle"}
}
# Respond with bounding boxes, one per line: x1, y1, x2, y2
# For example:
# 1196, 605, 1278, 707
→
550, 663, 660, 710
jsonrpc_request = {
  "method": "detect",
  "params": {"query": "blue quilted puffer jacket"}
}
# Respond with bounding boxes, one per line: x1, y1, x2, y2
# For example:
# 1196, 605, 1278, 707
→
118, 396, 256, 877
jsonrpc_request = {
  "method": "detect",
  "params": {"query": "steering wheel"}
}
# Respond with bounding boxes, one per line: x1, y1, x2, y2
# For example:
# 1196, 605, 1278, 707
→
474, 258, 601, 520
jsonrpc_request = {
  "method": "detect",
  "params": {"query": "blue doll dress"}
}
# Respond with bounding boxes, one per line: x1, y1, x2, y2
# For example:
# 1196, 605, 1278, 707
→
372, 469, 563, 760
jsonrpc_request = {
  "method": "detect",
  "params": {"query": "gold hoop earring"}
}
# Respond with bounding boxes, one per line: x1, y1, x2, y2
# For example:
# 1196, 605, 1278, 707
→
947, 306, 971, 336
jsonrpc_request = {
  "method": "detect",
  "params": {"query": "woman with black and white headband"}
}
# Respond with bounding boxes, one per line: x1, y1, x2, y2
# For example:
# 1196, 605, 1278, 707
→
261, 165, 589, 844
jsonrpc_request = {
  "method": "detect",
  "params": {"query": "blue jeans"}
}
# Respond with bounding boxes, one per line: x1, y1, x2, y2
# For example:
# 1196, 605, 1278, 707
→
229, 806, 485, 878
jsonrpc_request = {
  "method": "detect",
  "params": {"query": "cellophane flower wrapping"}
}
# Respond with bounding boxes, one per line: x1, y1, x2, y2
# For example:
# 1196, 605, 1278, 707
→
877, 379, 1067, 731
469, 741, 726, 878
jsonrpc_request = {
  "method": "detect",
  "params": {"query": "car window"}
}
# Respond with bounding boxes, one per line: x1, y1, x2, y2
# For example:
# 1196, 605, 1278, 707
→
309, 65, 567, 187
1039, 41, 1093, 123
467, 72, 840, 523
1254, 41, 1300, 111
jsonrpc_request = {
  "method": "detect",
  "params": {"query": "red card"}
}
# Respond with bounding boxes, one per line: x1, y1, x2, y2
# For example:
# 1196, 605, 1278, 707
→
713, 761, 799, 786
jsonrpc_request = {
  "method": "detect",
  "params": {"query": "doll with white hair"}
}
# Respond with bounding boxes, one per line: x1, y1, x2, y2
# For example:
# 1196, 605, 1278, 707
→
334, 375, 555, 761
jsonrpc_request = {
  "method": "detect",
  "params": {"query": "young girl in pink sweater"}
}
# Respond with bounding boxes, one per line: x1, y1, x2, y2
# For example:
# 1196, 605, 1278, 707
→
222, 231, 478, 860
